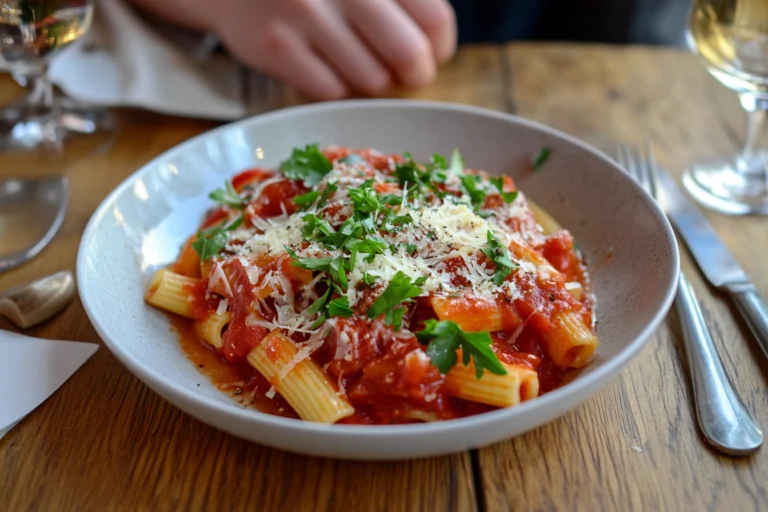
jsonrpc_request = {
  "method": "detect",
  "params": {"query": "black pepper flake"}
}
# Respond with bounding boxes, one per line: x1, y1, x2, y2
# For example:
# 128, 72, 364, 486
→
549, 294, 556, 302
198, 364, 204, 368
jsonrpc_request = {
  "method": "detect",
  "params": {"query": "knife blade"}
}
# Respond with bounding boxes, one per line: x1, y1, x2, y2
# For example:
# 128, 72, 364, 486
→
657, 171, 750, 288
656, 169, 768, 360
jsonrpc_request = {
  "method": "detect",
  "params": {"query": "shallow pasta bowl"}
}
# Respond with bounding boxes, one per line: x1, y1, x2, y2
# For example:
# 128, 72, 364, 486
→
77, 100, 679, 460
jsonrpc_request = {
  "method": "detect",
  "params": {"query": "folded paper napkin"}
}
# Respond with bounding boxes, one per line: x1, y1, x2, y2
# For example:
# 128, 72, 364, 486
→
2, 0, 281, 120
0, 330, 98, 439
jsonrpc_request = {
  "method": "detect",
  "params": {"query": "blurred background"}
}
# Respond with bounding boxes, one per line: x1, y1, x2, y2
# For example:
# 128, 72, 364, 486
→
451, 0, 690, 46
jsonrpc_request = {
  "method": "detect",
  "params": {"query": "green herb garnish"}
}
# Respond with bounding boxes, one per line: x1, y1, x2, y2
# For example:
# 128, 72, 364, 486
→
280, 144, 333, 186
459, 174, 486, 210
293, 190, 320, 209
327, 296, 354, 317
482, 231, 517, 285
192, 215, 244, 261
490, 177, 519, 204
209, 181, 247, 209
449, 148, 464, 175
416, 320, 507, 378
367, 271, 423, 320
531, 147, 552, 171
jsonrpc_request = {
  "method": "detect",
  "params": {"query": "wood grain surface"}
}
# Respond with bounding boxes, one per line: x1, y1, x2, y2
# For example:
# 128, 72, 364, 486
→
1, 44, 766, 511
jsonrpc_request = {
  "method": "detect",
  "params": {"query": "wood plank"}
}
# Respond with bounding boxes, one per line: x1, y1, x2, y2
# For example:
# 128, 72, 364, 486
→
477, 43, 768, 511
0, 42, 505, 512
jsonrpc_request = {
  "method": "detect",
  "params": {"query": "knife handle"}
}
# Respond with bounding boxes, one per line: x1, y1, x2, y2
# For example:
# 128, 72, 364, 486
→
725, 284, 768, 361
675, 274, 762, 455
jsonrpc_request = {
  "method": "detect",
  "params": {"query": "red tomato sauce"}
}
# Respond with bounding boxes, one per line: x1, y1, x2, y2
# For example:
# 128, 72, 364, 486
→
169, 148, 596, 424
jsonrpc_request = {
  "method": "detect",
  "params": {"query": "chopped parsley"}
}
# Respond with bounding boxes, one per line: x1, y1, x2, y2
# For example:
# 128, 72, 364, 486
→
280, 143, 333, 186
348, 179, 381, 213
316, 182, 337, 209
367, 271, 423, 321
293, 190, 319, 209
483, 231, 517, 285
192, 215, 244, 261
362, 272, 378, 285
531, 147, 552, 171
416, 320, 507, 378
449, 148, 464, 175
209, 181, 247, 209
327, 296, 354, 317
490, 177, 519, 204
459, 174, 486, 210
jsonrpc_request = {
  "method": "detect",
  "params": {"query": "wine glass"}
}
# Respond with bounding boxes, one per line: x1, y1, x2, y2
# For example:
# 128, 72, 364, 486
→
0, 0, 114, 156
684, 0, 768, 215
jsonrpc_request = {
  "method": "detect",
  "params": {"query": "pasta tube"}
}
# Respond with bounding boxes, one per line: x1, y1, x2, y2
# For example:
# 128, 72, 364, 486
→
540, 312, 597, 368
446, 361, 539, 407
247, 331, 354, 423
145, 269, 200, 318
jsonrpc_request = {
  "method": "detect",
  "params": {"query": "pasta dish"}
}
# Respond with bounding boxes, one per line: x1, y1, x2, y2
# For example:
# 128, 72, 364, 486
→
145, 145, 597, 424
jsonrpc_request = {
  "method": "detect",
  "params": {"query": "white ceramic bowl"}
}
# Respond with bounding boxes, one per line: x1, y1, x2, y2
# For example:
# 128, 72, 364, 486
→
77, 100, 679, 460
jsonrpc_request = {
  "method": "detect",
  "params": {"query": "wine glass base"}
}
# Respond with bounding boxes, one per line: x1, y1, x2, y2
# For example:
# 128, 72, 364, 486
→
683, 157, 768, 215
0, 95, 115, 159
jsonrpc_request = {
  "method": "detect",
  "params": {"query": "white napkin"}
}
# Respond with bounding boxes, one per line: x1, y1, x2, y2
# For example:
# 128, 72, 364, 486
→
0, 0, 286, 120
0, 330, 98, 438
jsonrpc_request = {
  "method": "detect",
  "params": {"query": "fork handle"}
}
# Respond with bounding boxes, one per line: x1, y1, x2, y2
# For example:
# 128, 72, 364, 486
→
675, 274, 762, 456
724, 284, 768, 362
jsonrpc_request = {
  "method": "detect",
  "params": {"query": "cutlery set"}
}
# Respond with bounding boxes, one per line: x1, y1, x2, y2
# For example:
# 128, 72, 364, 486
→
618, 144, 766, 456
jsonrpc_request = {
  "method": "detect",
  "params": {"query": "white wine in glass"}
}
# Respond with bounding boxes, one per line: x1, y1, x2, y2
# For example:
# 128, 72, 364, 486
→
685, 0, 768, 215
0, 0, 113, 156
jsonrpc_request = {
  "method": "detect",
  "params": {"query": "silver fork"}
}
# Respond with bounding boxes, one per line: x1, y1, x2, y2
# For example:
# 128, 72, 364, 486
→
618, 144, 762, 456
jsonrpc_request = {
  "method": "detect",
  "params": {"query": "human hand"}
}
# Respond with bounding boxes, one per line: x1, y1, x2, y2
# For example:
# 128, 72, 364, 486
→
213, 0, 457, 100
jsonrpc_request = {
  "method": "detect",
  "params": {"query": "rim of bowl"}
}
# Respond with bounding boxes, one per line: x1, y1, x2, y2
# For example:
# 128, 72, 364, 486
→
77, 99, 680, 438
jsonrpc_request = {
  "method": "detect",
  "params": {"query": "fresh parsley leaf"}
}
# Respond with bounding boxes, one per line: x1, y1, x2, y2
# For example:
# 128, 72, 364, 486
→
482, 230, 517, 285
192, 215, 244, 261
209, 181, 247, 209
305, 288, 330, 316
327, 296, 354, 317
310, 314, 328, 330
394, 161, 422, 188
531, 147, 552, 171
416, 320, 507, 378
403, 243, 417, 255
431, 153, 448, 170
349, 179, 380, 214
367, 271, 423, 319
449, 148, 464, 175
285, 247, 333, 272
280, 144, 333, 186
302, 213, 335, 239
460, 174, 486, 209
363, 272, 377, 285
385, 307, 406, 331
329, 257, 348, 290
414, 276, 427, 286
490, 177, 519, 204
316, 182, 337, 210
294, 190, 319, 209
346, 237, 388, 255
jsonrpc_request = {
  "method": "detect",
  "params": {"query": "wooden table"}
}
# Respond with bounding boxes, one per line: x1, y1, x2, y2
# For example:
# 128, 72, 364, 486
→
2, 44, 767, 511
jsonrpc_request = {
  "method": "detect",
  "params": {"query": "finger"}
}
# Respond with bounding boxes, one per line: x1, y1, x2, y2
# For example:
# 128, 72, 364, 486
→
397, 0, 457, 64
345, 0, 436, 88
228, 22, 347, 101
305, 9, 391, 95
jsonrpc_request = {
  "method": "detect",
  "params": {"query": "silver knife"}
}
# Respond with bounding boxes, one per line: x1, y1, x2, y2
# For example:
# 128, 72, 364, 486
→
657, 170, 768, 359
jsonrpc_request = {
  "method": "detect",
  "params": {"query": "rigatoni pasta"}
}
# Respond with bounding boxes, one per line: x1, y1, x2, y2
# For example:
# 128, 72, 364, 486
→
145, 145, 597, 424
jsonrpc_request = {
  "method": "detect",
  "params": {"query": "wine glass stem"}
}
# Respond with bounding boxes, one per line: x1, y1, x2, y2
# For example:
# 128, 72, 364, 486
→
739, 93, 768, 179
25, 63, 54, 108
